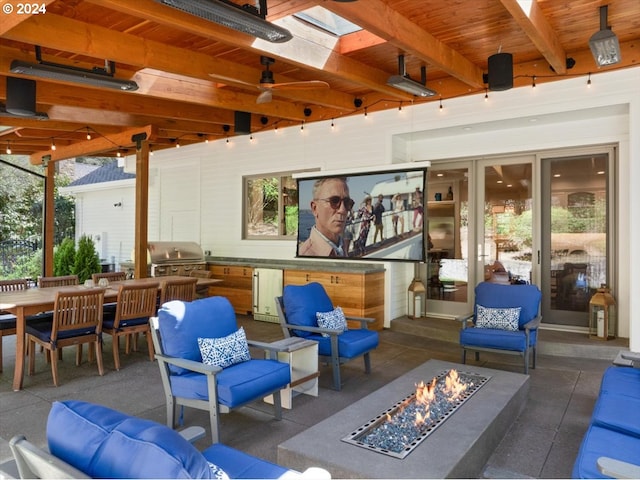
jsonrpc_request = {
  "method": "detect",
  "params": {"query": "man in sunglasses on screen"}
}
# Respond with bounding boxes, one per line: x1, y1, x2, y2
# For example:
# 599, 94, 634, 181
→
299, 177, 354, 257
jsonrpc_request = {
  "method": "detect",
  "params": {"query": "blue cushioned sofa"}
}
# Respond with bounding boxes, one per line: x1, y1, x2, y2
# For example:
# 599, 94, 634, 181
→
10, 400, 329, 479
573, 363, 640, 478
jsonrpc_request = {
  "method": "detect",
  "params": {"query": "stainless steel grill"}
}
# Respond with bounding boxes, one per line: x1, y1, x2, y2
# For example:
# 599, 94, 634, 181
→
121, 241, 207, 278
148, 241, 206, 277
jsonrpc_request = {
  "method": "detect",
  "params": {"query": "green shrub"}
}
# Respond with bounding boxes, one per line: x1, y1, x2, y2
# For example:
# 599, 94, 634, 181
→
73, 235, 100, 283
54, 238, 76, 276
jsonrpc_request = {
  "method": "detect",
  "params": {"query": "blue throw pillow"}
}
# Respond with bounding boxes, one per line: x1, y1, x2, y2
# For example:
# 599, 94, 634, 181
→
198, 327, 251, 368
316, 307, 348, 337
282, 282, 334, 338
475, 305, 521, 331
157, 296, 238, 375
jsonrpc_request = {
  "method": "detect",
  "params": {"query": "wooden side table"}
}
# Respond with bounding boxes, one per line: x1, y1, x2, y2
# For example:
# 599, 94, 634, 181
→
264, 337, 319, 409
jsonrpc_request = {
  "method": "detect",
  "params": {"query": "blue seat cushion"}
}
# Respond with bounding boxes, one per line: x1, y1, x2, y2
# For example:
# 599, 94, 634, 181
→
158, 296, 238, 375
26, 322, 97, 343
282, 282, 334, 338
103, 315, 148, 330
0, 313, 16, 330
47, 400, 214, 479
592, 390, 640, 438
459, 327, 537, 352
202, 443, 289, 479
572, 424, 640, 478
306, 329, 379, 359
474, 282, 542, 328
170, 359, 291, 407
599, 366, 640, 398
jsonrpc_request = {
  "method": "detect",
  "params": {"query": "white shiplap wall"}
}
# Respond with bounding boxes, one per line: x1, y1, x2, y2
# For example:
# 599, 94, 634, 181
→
107, 67, 638, 344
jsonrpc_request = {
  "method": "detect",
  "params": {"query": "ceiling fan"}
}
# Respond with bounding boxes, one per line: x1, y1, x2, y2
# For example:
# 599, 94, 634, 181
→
211, 56, 329, 103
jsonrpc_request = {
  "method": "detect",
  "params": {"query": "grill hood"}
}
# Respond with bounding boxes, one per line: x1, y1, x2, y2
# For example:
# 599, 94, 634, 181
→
147, 241, 204, 264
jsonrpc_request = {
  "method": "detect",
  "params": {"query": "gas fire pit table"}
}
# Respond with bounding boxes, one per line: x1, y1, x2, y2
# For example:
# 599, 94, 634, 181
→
277, 359, 529, 479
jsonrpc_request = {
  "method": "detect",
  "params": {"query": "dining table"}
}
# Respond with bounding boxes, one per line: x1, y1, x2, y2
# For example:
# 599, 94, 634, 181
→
0, 275, 220, 391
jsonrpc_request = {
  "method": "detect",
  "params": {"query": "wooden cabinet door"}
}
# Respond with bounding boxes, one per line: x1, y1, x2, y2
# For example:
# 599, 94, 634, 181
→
208, 265, 253, 315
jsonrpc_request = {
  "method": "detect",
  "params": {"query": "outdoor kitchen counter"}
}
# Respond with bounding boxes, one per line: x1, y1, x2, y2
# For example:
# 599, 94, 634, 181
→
205, 256, 385, 273
206, 256, 385, 329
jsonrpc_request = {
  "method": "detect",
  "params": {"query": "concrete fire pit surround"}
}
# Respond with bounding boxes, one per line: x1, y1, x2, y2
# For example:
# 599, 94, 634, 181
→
277, 359, 529, 479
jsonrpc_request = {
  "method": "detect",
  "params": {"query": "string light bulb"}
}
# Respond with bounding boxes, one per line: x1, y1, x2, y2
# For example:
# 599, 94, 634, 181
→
484, 88, 489, 101
6, 141, 11, 154
86, 128, 92, 140
398, 102, 403, 111
587, 72, 592, 88
364, 107, 368, 117
439, 98, 443, 111
301, 121, 304, 131
532, 75, 537, 88
331, 118, 335, 129
51, 138, 56, 151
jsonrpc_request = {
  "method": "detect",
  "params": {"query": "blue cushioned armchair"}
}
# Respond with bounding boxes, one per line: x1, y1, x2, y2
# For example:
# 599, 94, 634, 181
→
276, 282, 379, 391
459, 282, 542, 374
9, 400, 330, 479
150, 296, 292, 443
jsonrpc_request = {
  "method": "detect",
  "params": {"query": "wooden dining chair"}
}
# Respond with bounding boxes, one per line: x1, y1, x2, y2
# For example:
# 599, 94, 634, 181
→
91, 271, 126, 284
189, 269, 212, 298
0, 278, 28, 372
159, 277, 197, 305
26, 288, 105, 386
102, 283, 159, 370
38, 275, 79, 288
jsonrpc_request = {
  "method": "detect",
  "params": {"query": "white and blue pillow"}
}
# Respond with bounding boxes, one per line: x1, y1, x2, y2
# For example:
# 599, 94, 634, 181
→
316, 306, 348, 337
475, 305, 521, 331
198, 327, 251, 368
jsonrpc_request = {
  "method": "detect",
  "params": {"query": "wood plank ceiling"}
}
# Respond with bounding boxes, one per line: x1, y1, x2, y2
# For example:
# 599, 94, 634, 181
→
1, 0, 638, 164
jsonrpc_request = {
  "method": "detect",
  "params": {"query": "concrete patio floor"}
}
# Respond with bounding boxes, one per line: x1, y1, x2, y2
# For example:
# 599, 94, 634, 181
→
0, 315, 625, 478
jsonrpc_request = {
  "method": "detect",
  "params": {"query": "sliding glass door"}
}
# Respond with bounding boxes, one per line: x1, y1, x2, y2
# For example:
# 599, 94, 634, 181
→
540, 150, 614, 328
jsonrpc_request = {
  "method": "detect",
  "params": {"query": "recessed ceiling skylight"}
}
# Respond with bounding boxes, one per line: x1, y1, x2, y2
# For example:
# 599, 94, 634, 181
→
294, 6, 361, 36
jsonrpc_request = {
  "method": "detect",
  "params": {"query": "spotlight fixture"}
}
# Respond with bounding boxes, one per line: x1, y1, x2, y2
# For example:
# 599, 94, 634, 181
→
154, 0, 292, 43
353, 98, 363, 108
589, 5, 621, 67
260, 116, 268, 125
387, 55, 437, 97
10, 47, 138, 91
303, 107, 312, 117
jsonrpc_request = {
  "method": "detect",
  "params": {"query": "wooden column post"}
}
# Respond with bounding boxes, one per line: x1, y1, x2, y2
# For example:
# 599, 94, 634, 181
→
134, 136, 149, 279
43, 157, 55, 276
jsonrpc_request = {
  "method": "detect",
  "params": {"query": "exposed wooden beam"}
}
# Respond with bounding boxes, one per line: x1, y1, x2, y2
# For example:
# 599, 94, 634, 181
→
315, 0, 486, 88
0, 0, 57, 35
29, 125, 154, 164
84, 0, 413, 100
6, 5, 357, 111
499, 0, 567, 74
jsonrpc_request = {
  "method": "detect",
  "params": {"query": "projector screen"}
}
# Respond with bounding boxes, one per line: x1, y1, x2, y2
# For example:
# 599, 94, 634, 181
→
296, 167, 427, 262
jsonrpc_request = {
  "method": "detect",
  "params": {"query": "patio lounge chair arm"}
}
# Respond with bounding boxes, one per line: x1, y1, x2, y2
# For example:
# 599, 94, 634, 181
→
456, 312, 474, 329
345, 315, 375, 329
522, 315, 542, 331
597, 456, 640, 479
282, 322, 342, 336
154, 352, 222, 375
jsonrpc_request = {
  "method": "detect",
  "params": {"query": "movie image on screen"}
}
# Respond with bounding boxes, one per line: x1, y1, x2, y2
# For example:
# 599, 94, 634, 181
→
296, 168, 426, 262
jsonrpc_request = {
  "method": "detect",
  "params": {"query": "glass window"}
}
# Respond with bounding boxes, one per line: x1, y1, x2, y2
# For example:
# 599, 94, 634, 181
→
244, 173, 298, 239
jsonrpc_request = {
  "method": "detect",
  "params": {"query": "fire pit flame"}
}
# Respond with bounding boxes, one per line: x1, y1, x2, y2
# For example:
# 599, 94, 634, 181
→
342, 369, 490, 459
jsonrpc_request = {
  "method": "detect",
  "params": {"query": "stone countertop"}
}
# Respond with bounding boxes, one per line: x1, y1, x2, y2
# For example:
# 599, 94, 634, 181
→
205, 256, 385, 273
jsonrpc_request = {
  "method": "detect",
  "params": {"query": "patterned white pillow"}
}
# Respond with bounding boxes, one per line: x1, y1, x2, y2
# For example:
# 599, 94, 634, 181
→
316, 306, 348, 337
208, 462, 230, 480
198, 327, 251, 368
475, 305, 521, 331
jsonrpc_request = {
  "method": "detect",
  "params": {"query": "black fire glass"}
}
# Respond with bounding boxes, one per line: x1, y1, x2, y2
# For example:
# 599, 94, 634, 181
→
317, 196, 355, 210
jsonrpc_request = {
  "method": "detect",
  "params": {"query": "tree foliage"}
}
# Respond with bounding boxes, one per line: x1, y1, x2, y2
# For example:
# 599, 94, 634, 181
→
73, 235, 100, 283
54, 238, 76, 276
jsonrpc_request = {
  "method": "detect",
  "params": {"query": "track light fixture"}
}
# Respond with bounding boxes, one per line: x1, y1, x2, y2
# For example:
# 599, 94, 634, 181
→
354, 98, 363, 108
11, 47, 138, 91
589, 5, 621, 67
154, 0, 292, 43
387, 55, 437, 97
303, 107, 312, 117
